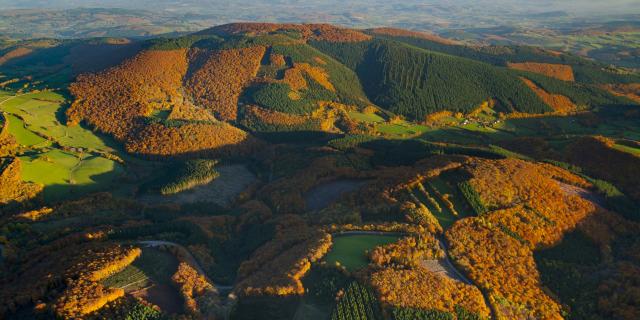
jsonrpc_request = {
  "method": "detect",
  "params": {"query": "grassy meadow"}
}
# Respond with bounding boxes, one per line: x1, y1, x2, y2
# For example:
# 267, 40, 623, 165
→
1, 90, 125, 201
324, 234, 400, 271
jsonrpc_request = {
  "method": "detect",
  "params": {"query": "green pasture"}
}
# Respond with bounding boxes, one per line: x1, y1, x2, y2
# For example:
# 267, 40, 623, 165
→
1, 90, 125, 201
376, 121, 430, 137
347, 111, 384, 123
1, 91, 115, 152
19, 149, 122, 200
324, 234, 400, 271
4, 114, 49, 147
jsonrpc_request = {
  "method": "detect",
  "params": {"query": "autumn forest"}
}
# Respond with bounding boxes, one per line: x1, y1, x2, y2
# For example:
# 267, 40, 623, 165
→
0, 16, 639, 320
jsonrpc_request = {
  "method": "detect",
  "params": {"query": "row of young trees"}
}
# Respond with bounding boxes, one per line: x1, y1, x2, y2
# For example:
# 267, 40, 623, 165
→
331, 281, 381, 320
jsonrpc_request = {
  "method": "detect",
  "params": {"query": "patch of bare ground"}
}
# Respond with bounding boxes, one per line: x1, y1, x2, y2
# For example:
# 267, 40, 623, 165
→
139, 165, 256, 207
131, 283, 184, 315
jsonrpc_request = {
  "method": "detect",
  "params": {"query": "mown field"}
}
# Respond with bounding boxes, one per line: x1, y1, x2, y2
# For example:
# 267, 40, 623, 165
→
324, 234, 400, 271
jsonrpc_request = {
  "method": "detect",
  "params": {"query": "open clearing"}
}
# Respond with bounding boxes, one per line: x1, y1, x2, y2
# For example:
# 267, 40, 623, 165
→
139, 164, 257, 207
324, 234, 400, 271
1, 91, 115, 152
305, 179, 368, 211
347, 111, 384, 123
102, 247, 184, 314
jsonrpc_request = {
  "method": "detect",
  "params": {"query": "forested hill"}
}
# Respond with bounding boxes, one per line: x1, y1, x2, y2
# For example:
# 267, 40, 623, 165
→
1, 23, 637, 157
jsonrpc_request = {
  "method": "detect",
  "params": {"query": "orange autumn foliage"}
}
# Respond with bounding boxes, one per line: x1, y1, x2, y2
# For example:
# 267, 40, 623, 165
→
0, 113, 16, 156
53, 245, 141, 318
81, 246, 141, 282
185, 46, 266, 121
172, 262, 217, 314
465, 158, 590, 211
282, 65, 308, 92
16, 207, 53, 221
270, 53, 287, 67
424, 110, 454, 125
370, 267, 490, 318
369, 233, 445, 268
0, 158, 42, 206
68, 49, 188, 140
507, 62, 575, 81
601, 83, 640, 103
447, 218, 561, 319
167, 100, 217, 122
124, 121, 257, 158
520, 77, 577, 114
54, 280, 124, 319
67, 47, 266, 157
446, 158, 599, 319
295, 63, 335, 92
236, 216, 332, 296
281, 62, 335, 97
243, 104, 309, 126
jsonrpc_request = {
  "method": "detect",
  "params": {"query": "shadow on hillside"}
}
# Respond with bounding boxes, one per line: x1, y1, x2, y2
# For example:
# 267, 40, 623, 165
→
40, 164, 127, 203
254, 130, 342, 144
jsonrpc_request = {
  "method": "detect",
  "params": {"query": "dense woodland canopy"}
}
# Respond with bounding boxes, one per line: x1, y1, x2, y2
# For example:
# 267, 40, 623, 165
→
1, 21, 640, 320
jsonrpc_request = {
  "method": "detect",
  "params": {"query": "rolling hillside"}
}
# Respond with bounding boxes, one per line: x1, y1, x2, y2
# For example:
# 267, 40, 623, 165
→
2, 22, 637, 157
2, 22, 640, 320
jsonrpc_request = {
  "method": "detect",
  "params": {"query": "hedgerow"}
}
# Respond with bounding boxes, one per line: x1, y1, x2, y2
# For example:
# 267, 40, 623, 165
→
458, 181, 488, 216
331, 281, 381, 320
